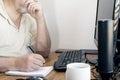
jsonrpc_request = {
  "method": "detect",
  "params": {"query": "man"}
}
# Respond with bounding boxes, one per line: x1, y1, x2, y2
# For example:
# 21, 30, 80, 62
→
0, 0, 51, 72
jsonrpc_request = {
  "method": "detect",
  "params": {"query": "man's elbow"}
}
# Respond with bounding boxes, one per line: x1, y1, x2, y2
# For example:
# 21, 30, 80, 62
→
44, 49, 51, 58
36, 47, 51, 58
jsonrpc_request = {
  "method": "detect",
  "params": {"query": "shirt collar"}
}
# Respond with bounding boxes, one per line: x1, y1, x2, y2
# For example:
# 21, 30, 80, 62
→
0, 0, 10, 20
0, 0, 27, 28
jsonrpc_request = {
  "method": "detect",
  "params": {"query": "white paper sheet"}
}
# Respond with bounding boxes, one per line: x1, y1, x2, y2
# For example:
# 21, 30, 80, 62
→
5, 66, 53, 77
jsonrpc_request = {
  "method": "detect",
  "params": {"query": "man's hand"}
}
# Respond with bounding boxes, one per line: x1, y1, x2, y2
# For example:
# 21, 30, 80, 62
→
15, 54, 45, 72
25, 0, 43, 20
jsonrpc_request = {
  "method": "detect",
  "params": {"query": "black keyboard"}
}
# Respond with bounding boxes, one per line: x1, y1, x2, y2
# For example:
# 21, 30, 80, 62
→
54, 50, 86, 72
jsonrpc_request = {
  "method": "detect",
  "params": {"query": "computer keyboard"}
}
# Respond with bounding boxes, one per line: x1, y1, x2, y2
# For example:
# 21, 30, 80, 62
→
54, 50, 86, 72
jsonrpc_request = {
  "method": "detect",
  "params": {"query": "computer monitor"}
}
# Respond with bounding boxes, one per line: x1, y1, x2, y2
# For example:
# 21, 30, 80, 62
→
94, 0, 119, 50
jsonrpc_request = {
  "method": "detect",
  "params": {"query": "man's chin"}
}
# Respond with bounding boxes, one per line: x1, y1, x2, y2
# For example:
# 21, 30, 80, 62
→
17, 8, 28, 14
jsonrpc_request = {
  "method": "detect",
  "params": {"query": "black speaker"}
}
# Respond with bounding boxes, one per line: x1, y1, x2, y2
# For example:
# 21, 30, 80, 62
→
98, 19, 114, 80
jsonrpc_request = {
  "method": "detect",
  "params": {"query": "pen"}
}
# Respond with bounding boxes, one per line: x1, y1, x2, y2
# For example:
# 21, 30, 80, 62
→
28, 45, 45, 64
28, 46, 35, 53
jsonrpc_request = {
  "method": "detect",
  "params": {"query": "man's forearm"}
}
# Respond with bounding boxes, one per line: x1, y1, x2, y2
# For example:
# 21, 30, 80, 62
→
0, 58, 16, 72
35, 15, 51, 57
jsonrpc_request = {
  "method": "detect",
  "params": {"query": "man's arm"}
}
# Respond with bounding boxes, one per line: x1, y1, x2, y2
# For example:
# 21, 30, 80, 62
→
0, 54, 45, 72
0, 58, 16, 72
34, 15, 51, 58
26, 1, 51, 57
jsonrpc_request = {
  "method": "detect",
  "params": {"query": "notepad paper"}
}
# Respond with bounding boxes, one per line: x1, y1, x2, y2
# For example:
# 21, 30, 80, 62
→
5, 66, 53, 77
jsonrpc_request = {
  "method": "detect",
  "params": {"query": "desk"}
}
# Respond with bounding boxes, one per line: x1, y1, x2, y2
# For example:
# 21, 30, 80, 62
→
0, 52, 98, 80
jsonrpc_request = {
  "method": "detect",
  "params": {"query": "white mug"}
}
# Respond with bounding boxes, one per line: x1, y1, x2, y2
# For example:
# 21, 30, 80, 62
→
66, 63, 90, 80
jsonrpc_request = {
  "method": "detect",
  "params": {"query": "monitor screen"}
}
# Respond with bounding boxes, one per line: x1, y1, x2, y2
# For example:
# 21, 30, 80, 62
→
94, 0, 119, 48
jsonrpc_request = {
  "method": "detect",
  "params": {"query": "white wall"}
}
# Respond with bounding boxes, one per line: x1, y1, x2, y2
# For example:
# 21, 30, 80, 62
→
40, 0, 97, 51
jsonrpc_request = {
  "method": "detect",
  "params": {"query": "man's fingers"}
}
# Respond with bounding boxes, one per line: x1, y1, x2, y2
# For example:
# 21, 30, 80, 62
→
31, 64, 41, 70
33, 54, 45, 63
32, 58, 44, 67
24, 0, 32, 7
27, 2, 39, 15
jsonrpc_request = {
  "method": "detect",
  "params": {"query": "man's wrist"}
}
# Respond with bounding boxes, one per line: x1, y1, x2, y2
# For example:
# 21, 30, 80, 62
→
7, 58, 17, 71
35, 15, 44, 22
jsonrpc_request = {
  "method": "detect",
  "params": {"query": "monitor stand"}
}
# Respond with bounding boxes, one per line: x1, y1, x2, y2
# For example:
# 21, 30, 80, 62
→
88, 56, 119, 80
89, 58, 114, 80
88, 61, 113, 80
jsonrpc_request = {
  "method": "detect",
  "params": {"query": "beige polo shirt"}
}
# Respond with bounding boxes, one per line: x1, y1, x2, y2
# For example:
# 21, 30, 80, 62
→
0, 0, 37, 57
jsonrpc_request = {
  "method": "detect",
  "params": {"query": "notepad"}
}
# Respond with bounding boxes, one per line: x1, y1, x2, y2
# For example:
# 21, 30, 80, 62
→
5, 66, 53, 77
